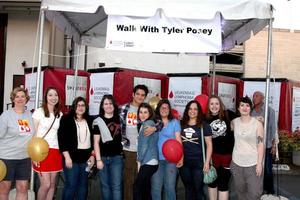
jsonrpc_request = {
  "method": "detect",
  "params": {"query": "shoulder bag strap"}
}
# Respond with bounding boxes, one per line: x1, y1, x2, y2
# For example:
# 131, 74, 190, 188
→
200, 126, 206, 163
41, 117, 56, 139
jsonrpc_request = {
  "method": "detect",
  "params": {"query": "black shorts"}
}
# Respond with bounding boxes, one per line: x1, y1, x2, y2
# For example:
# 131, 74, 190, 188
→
1, 158, 31, 181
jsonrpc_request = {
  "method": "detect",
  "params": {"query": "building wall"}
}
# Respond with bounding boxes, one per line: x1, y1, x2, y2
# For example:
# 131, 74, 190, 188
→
85, 48, 209, 74
244, 29, 300, 81
4, 12, 46, 109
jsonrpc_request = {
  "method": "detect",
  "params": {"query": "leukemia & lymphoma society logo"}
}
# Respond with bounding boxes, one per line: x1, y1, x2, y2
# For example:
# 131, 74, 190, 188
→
169, 90, 195, 106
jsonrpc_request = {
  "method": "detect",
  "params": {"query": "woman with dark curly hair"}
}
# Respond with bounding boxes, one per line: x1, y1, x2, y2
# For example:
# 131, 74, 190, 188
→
58, 97, 95, 200
179, 100, 212, 200
151, 99, 182, 200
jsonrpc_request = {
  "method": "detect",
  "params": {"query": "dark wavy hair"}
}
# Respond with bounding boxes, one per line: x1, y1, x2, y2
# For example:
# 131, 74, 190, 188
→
206, 95, 229, 122
69, 96, 89, 119
181, 100, 204, 129
137, 103, 155, 121
237, 96, 253, 116
42, 87, 62, 118
99, 94, 120, 123
133, 84, 149, 97
155, 99, 174, 121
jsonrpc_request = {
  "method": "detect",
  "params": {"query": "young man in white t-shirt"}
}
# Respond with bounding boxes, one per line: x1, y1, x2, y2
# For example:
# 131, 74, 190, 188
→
120, 85, 149, 200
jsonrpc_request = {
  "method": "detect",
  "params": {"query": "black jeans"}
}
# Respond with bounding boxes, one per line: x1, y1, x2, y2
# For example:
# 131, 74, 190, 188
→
179, 160, 205, 200
133, 164, 158, 200
264, 148, 274, 194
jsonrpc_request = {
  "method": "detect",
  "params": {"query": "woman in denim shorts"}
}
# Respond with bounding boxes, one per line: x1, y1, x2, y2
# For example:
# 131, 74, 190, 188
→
0, 87, 34, 199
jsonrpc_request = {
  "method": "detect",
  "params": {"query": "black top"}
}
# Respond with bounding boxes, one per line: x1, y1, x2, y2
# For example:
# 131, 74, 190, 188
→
93, 116, 123, 157
181, 123, 212, 163
58, 113, 94, 163
207, 114, 234, 155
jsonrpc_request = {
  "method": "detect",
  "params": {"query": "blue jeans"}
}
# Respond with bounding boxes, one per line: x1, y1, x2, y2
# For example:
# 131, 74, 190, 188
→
151, 160, 177, 200
62, 162, 88, 200
263, 148, 274, 194
99, 155, 124, 200
179, 160, 205, 200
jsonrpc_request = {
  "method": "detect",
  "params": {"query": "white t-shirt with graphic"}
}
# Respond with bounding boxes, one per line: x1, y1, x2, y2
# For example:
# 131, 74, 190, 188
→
124, 105, 138, 152
32, 108, 62, 149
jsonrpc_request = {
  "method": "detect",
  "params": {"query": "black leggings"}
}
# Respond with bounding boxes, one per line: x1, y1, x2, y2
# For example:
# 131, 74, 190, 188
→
133, 164, 158, 200
208, 166, 231, 191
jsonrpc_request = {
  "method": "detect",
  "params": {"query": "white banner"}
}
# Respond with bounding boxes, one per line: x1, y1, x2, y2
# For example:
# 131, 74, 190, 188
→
218, 83, 236, 112
243, 81, 281, 129
106, 13, 221, 53
168, 77, 202, 116
25, 72, 44, 111
134, 77, 161, 102
65, 75, 88, 106
89, 73, 114, 116
292, 87, 300, 132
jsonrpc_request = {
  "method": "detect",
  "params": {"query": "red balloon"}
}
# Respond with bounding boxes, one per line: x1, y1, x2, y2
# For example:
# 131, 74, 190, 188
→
171, 109, 181, 120
194, 94, 209, 114
162, 139, 183, 163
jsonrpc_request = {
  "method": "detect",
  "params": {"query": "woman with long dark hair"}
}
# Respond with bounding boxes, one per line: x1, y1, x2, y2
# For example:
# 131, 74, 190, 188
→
93, 94, 123, 200
58, 97, 95, 200
133, 103, 158, 200
151, 99, 182, 200
32, 87, 63, 200
180, 100, 212, 200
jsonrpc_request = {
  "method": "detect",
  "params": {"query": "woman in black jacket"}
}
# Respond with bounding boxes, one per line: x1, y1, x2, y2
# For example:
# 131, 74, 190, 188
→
58, 97, 94, 200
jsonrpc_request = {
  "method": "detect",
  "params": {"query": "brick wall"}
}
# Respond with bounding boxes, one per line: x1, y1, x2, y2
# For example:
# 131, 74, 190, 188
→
244, 29, 300, 81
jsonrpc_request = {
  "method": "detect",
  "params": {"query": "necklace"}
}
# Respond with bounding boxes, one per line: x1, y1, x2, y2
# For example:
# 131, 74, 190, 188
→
75, 119, 88, 143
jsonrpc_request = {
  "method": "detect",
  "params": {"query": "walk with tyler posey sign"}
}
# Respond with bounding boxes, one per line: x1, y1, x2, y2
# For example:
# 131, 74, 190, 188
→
106, 12, 221, 53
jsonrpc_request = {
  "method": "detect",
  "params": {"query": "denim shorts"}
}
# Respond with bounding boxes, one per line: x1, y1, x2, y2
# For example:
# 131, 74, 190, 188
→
1, 158, 31, 181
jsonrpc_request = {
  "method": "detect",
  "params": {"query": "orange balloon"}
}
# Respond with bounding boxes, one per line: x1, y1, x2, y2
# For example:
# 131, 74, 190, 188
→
0, 160, 7, 181
149, 96, 160, 111
27, 137, 49, 162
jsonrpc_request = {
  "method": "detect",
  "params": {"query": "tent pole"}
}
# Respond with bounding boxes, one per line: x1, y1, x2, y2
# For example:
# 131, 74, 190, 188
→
31, 7, 45, 191
264, 16, 273, 141
73, 44, 81, 99
262, 12, 273, 187
212, 54, 216, 95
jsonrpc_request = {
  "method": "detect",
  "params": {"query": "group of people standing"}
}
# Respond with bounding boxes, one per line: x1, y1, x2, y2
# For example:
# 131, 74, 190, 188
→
0, 84, 276, 200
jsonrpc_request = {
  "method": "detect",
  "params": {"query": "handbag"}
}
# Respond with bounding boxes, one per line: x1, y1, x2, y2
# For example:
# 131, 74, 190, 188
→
200, 127, 217, 184
87, 164, 98, 179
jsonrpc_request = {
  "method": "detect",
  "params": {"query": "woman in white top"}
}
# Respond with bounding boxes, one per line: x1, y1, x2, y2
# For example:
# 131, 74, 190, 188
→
32, 87, 63, 200
230, 96, 264, 200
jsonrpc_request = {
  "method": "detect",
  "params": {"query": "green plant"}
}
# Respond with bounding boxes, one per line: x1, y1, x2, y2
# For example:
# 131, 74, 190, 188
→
279, 130, 300, 152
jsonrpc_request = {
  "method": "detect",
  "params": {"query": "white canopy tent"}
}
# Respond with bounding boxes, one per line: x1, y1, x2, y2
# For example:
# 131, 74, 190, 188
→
36, 0, 273, 120
36, 0, 274, 101
33, 0, 274, 188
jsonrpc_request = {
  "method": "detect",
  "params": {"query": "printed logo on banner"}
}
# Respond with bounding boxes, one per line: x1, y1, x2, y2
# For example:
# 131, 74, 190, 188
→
25, 72, 44, 111
218, 83, 236, 112
106, 13, 221, 53
89, 73, 114, 116
65, 75, 88, 106
292, 87, 300, 132
243, 81, 281, 129
133, 77, 161, 102
168, 77, 202, 116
